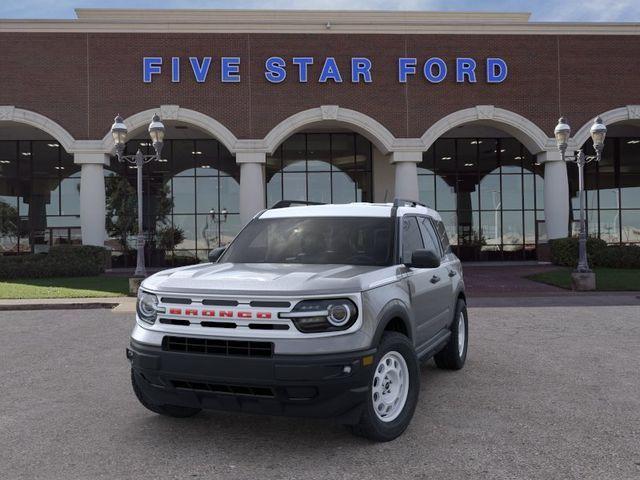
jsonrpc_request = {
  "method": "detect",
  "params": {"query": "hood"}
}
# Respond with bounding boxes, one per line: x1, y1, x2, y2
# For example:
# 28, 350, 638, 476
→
142, 262, 398, 296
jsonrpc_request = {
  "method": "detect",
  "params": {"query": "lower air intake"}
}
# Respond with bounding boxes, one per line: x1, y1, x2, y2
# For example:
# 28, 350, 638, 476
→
162, 336, 273, 358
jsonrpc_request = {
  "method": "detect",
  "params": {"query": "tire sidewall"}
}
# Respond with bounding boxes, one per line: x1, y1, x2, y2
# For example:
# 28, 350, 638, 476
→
455, 300, 469, 366
362, 332, 420, 441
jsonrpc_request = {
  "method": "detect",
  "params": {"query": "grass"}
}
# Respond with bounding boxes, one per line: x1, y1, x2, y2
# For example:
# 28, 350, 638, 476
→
527, 268, 640, 291
0, 276, 130, 299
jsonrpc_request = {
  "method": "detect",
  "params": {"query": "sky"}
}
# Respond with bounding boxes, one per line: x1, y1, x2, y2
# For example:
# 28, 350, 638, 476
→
0, 0, 639, 22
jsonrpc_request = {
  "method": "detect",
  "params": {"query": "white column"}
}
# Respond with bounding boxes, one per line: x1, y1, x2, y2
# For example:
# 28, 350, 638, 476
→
539, 151, 569, 239
75, 153, 109, 246
391, 151, 422, 202
237, 152, 266, 225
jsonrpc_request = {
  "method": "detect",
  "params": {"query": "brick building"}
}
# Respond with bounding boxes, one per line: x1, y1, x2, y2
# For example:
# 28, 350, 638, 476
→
1, 9, 639, 264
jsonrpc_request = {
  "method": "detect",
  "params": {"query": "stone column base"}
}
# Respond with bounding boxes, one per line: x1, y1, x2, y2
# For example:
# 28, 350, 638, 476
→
571, 272, 596, 291
129, 277, 144, 296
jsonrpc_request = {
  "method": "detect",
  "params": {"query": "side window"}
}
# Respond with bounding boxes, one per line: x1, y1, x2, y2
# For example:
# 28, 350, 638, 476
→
401, 216, 424, 264
418, 217, 442, 257
435, 220, 452, 254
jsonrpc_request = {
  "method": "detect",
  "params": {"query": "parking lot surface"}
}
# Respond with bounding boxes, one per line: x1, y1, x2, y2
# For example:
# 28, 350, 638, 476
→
1, 305, 639, 480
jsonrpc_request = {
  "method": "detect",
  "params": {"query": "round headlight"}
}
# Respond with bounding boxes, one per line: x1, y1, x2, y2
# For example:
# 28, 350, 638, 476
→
137, 291, 159, 324
327, 303, 352, 327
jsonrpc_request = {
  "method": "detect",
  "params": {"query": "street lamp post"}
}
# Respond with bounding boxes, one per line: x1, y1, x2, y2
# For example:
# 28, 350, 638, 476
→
110, 113, 166, 277
554, 116, 607, 288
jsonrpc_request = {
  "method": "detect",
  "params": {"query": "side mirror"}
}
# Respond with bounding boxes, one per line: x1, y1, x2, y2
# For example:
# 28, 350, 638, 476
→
208, 246, 226, 263
406, 249, 440, 269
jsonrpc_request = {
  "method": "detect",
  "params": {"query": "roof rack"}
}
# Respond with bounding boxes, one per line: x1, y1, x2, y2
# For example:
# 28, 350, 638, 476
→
392, 198, 427, 208
271, 200, 325, 209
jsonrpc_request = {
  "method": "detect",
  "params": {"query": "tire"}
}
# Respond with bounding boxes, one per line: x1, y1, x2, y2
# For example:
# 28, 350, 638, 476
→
131, 369, 201, 418
434, 298, 468, 370
348, 332, 420, 442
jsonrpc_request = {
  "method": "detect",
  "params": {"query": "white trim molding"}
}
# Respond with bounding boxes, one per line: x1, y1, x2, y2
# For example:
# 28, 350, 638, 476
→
263, 106, 396, 155
0, 106, 76, 153
571, 105, 640, 149
100, 105, 239, 154
421, 105, 553, 154
2, 10, 640, 35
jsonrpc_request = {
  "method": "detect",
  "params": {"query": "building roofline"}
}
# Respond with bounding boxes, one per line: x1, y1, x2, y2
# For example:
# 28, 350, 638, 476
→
0, 9, 639, 35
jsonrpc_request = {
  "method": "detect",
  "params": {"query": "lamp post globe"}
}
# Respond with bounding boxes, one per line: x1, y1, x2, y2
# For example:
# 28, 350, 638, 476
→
111, 115, 128, 158
148, 113, 165, 157
554, 117, 571, 155
590, 116, 607, 153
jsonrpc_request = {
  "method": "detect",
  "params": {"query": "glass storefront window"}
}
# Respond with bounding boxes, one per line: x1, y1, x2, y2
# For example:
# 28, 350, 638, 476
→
419, 137, 543, 260
106, 138, 239, 266
266, 133, 372, 207
569, 136, 640, 245
0, 140, 81, 254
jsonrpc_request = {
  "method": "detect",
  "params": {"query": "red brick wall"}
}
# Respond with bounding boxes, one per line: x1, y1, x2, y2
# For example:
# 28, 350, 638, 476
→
1, 32, 639, 142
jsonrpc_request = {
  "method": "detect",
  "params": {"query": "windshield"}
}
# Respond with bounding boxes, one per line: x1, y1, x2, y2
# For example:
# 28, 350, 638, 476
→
220, 217, 394, 266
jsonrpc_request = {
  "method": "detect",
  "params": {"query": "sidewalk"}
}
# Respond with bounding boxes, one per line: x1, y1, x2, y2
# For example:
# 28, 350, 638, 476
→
0, 296, 135, 311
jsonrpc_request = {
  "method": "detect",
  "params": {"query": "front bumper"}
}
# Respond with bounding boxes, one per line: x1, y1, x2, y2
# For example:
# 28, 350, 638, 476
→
128, 339, 376, 423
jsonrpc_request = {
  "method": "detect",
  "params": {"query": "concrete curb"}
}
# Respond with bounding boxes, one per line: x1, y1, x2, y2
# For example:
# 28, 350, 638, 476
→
0, 302, 120, 311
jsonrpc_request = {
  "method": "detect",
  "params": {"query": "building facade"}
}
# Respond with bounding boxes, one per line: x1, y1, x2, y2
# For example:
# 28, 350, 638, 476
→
1, 9, 639, 264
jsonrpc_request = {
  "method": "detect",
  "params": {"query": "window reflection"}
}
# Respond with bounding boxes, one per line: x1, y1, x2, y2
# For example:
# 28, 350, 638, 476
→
106, 138, 239, 267
266, 133, 372, 206
0, 140, 81, 254
569, 137, 640, 245
419, 137, 542, 260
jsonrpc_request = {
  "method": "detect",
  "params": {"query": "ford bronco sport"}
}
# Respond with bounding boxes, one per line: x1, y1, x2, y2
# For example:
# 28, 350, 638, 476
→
128, 199, 468, 441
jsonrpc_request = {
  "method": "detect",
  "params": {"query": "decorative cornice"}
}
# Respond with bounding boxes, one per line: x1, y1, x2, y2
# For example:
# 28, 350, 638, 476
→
1, 9, 639, 35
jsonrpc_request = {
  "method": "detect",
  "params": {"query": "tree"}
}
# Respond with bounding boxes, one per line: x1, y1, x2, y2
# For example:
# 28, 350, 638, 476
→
105, 176, 173, 251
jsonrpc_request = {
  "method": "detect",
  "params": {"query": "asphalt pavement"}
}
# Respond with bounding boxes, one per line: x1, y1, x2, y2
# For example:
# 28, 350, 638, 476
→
1, 305, 639, 480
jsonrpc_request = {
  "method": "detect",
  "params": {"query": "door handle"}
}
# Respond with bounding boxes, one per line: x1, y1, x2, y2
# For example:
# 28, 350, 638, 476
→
448, 270, 457, 277
430, 275, 441, 284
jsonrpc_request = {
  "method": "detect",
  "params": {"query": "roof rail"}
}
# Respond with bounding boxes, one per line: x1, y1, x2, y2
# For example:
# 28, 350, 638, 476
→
392, 198, 427, 208
270, 200, 325, 209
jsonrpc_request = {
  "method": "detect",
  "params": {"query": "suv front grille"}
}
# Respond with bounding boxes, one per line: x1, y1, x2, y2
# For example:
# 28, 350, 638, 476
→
162, 336, 274, 358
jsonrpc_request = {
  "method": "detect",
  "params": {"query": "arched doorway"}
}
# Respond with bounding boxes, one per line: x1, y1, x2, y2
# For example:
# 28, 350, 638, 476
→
105, 121, 240, 267
569, 121, 640, 245
0, 123, 81, 254
419, 125, 545, 261
265, 130, 373, 207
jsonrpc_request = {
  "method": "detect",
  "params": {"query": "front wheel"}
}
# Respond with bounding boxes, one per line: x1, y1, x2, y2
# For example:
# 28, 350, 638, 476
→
434, 298, 468, 370
348, 332, 419, 442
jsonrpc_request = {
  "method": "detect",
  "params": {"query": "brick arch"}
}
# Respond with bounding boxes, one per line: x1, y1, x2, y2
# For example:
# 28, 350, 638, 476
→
571, 105, 640, 148
420, 106, 553, 154
262, 106, 396, 155
100, 105, 239, 154
0, 106, 76, 152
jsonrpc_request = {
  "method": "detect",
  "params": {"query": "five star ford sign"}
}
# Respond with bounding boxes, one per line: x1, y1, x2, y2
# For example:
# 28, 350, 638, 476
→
142, 56, 508, 84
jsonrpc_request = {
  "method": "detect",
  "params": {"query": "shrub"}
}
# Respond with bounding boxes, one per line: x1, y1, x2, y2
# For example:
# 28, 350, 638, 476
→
550, 237, 640, 269
550, 237, 607, 267
593, 245, 640, 269
0, 245, 109, 280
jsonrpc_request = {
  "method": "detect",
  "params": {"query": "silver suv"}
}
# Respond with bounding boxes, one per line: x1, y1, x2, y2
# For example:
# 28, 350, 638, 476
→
128, 199, 468, 442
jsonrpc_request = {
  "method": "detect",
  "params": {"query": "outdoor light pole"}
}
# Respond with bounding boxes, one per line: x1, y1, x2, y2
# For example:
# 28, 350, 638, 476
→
110, 114, 166, 277
554, 116, 607, 276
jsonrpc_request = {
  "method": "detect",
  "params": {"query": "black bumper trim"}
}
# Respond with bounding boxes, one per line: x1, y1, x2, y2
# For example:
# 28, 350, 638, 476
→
128, 339, 375, 422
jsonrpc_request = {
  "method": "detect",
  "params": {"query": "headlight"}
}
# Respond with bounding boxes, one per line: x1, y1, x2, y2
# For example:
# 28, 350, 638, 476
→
280, 298, 358, 333
136, 290, 162, 324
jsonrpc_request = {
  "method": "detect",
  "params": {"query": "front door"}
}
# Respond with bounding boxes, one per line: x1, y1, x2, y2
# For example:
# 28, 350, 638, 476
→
400, 216, 451, 348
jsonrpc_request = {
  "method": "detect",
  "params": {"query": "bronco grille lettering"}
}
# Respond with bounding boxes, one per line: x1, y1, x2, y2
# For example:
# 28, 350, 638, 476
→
163, 307, 274, 320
